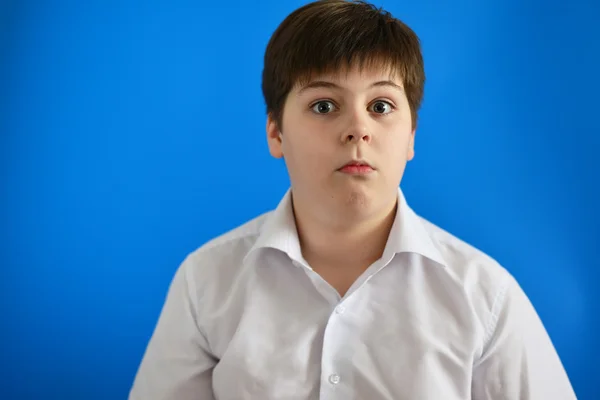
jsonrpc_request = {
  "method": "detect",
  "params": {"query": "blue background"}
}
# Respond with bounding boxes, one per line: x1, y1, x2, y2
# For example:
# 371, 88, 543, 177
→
1, 0, 598, 398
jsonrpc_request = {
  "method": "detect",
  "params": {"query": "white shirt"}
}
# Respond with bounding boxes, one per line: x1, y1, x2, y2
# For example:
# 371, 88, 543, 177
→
130, 188, 577, 400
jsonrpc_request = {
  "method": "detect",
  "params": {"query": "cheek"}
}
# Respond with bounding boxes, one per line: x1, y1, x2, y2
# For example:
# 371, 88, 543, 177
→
283, 128, 328, 169
381, 126, 411, 149
379, 130, 413, 167
287, 117, 333, 149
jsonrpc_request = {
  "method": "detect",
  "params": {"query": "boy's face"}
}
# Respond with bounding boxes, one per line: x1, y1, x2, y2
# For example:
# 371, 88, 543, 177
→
267, 64, 415, 223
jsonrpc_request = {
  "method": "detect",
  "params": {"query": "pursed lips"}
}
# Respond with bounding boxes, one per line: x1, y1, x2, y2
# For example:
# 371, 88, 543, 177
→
338, 160, 375, 174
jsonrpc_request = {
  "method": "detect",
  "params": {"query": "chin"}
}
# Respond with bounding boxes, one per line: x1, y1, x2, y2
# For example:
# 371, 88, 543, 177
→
338, 185, 396, 211
343, 190, 371, 207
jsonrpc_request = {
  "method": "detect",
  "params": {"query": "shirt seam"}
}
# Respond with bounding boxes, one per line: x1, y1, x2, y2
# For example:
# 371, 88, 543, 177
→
182, 257, 212, 349
476, 272, 511, 366
198, 228, 262, 255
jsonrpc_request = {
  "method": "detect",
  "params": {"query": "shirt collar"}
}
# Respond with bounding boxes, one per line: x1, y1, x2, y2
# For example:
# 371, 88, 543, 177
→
383, 188, 447, 267
244, 187, 447, 268
244, 189, 305, 265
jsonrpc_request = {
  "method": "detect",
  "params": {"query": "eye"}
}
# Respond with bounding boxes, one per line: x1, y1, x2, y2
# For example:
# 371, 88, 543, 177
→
311, 101, 337, 114
369, 100, 394, 114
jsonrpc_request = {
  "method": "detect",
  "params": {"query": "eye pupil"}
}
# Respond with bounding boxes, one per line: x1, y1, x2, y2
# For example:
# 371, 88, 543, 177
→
318, 102, 331, 113
374, 102, 386, 113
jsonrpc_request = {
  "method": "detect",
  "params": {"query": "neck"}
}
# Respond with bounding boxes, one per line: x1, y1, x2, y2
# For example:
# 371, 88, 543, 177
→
292, 192, 398, 269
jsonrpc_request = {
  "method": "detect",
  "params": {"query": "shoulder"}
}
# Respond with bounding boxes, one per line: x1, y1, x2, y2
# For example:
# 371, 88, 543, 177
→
418, 216, 515, 347
421, 216, 512, 291
178, 211, 273, 293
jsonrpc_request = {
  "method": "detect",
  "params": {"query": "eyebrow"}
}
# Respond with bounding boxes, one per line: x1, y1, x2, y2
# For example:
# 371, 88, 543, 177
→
297, 80, 404, 95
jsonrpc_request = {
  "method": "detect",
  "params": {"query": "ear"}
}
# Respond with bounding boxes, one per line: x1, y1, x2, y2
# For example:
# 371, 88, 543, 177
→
407, 128, 415, 161
266, 113, 284, 159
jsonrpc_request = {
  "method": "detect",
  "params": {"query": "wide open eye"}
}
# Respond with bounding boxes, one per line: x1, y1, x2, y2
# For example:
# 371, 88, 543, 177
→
311, 101, 337, 114
368, 100, 394, 114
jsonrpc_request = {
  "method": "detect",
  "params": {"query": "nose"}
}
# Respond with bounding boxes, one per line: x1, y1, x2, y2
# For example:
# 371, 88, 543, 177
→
341, 109, 372, 144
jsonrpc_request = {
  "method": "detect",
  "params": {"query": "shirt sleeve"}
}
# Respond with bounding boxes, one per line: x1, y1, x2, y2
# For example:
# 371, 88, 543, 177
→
129, 258, 217, 400
471, 273, 577, 399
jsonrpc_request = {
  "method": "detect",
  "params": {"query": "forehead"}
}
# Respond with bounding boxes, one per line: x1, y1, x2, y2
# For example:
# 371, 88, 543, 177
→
291, 61, 404, 91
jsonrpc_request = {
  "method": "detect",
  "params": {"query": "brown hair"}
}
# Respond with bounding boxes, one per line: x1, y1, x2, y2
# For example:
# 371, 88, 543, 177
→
261, 0, 425, 131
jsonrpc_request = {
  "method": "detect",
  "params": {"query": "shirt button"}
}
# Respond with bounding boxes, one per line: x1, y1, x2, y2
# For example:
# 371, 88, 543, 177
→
335, 305, 346, 314
329, 374, 341, 385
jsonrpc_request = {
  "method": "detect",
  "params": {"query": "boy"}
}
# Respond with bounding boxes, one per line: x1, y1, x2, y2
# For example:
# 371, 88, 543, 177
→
130, 1, 577, 399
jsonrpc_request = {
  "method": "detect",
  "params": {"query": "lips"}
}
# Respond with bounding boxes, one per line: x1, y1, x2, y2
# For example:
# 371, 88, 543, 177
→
338, 160, 375, 174
343, 161, 371, 167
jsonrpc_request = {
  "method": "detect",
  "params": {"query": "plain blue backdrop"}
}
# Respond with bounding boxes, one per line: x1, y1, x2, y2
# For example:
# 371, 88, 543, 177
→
1, 0, 599, 398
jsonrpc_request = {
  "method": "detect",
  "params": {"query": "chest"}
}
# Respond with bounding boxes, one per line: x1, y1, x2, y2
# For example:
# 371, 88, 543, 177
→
312, 265, 367, 297
206, 265, 480, 400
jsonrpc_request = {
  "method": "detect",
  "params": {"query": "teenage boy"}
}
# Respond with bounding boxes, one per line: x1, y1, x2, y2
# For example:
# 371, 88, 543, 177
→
130, 1, 576, 399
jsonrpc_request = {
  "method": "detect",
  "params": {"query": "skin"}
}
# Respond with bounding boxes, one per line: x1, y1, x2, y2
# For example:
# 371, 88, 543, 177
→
266, 64, 416, 295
